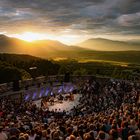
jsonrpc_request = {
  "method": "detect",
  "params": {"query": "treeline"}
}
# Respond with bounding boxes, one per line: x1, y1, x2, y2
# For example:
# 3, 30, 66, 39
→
0, 54, 59, 83
58, 59, 140, 80
0, 54, 140, 84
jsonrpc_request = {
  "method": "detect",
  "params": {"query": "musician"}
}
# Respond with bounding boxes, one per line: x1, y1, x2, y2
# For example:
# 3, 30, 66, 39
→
50, 96, 54, 105
58, 94, 64, 101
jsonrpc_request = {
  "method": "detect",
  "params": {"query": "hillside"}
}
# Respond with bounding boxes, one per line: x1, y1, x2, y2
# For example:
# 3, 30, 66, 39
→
77, 50, 140, 64
0, 53, 60, 84
0, 34, 85, 58
1, 35, 140, 64
1, 53, 140, 85
77, 38, 140, 51
0, 53, 40, 62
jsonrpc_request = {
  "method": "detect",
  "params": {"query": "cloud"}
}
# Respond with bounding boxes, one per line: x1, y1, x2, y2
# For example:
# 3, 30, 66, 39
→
0, 0, 140, 40
116, 12, 140, 27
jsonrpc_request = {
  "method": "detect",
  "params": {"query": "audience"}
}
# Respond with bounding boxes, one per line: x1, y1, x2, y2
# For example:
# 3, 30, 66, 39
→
0, 78, 140, 140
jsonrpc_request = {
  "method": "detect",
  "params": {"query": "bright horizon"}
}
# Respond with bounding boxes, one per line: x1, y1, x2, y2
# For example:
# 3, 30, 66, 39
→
8, 32, 89, 45
0, 0, 139, 45
2, 31, 139, 45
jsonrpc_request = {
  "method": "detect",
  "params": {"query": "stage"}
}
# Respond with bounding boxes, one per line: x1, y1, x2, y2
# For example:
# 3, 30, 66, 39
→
33, 93, 82, 112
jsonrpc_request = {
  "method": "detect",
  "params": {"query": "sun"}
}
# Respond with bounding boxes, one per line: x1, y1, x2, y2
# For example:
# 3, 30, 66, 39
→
13, 32, 46, 42
10, 31, 85, 45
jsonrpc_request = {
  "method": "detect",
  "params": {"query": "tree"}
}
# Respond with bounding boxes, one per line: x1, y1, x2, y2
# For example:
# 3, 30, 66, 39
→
73, 68, 88, 76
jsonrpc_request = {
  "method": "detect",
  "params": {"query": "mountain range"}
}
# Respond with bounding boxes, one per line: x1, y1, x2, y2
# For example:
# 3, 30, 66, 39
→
78, 38, 140, 51
0, 34, 85, 58
0, 34, 140, 64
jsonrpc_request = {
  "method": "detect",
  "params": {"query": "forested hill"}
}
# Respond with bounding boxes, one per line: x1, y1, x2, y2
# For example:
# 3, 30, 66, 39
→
0, 53, 140, 84
0, 53, 59, 83
0, 53, 39, 62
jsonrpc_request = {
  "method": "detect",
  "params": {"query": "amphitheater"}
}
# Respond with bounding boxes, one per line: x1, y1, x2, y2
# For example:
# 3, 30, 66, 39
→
0, 75, 140, 140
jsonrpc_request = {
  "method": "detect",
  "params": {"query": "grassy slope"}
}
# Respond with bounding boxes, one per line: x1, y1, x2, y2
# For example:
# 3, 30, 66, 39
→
1, 50, 140, 65
76, 50, 140, 64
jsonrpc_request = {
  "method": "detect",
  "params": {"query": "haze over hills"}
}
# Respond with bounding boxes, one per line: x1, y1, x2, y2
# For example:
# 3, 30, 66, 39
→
1, 35, 140, 64
77, 38, 140, 51
0, 34, 86, 58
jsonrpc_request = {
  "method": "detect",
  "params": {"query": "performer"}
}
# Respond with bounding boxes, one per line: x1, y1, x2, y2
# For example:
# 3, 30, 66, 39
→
71, 94, 74, 101
58, 94, 63, 100
41, 99, 49, 110
50, 96, 54, 105
69, 93, 74, 101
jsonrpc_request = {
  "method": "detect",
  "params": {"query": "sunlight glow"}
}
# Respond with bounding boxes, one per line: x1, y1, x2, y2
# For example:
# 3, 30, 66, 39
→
12, 32, 47, 42
11, 31, 139, 45
10, 31, 86, 45
56, 35, 84, 45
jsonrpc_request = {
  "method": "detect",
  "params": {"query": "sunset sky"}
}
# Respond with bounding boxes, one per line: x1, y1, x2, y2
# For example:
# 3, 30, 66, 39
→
0, 0, 140, 44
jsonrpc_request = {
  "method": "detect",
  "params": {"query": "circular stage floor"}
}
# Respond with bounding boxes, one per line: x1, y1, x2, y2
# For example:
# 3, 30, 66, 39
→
34, 94, 82, 112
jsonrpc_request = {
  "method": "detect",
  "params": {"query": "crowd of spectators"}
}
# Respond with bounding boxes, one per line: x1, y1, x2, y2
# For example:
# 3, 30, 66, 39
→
0, 78, 140, 140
